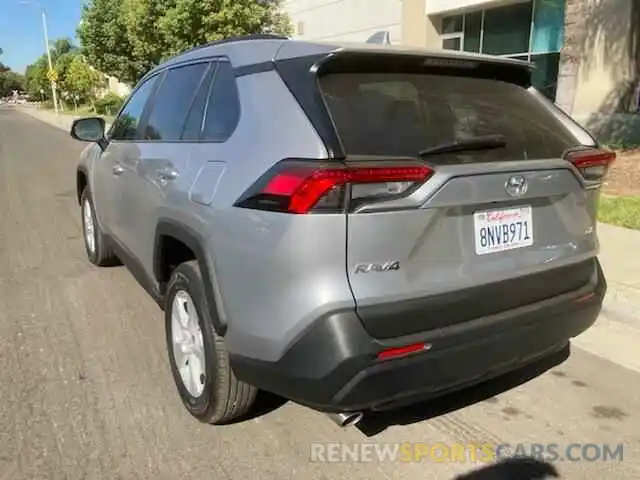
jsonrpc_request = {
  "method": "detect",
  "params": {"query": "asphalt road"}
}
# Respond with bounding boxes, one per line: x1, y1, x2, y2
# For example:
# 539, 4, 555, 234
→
1, 106, 639, 480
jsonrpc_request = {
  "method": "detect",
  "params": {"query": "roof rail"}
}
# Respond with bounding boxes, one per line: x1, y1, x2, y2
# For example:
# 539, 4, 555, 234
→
182, 33, 289, 56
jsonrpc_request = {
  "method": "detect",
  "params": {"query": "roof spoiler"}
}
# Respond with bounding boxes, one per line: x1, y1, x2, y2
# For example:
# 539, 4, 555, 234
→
366, 31, 391, 45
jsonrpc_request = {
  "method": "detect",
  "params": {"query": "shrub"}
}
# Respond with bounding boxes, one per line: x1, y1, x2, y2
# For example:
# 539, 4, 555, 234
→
95, 92, 124, 116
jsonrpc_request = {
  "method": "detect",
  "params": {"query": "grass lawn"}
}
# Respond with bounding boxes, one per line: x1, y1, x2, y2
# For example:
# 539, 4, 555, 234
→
598, 195, 640, 230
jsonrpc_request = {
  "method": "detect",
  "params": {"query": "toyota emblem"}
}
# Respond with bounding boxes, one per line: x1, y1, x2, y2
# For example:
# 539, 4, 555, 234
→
505, 175, 528, 197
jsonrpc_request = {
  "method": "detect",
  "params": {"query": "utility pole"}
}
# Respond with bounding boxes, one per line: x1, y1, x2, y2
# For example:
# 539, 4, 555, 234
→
40, 5, 59, 115
20, 1, 58, 115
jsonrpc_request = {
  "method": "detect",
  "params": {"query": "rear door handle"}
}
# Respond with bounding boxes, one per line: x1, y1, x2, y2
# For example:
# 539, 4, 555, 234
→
158, 167, 179, 182
112, 164, 125, 176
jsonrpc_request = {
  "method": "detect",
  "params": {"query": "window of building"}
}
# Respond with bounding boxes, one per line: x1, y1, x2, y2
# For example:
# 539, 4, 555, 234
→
442, 37, 461, 51
442, 15, 463, 34
483, 2, 533, 55
463, 11, 482, 53
440, 0, 565, 101
531, 0, 565, 53
441, 14, 464, 51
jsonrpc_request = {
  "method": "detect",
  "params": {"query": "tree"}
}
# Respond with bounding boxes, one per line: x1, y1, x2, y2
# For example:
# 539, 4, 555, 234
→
52, 38, 76, 59
0, 71, 25, 97
78, 0, 157, 85
55, 51, 81, 93
23, 38, 82, 101
156, 0, 293, 57
64, 55, 105, 105
0, 47, 9, 74
78, 0, 292, 84
0, 48, 25, 97
25, 57, 49, 99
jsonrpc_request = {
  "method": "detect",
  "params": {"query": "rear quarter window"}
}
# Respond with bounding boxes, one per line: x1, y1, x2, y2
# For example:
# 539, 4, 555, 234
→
319, 72, 580, 162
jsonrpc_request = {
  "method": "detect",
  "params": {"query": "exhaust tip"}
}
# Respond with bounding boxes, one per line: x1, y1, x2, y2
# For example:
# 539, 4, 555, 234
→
327, 412, 364, 428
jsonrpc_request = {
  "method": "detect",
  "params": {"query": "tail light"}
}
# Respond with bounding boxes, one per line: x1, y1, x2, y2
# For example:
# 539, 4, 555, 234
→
234, 159, 433, 214
564, 147, 616, 182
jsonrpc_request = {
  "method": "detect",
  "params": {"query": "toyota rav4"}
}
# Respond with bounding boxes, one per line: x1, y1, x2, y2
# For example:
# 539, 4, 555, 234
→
71, 35, 611, 428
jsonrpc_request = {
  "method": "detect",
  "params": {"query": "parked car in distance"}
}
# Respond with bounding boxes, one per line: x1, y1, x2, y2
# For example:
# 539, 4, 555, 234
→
70, 34, 613, 428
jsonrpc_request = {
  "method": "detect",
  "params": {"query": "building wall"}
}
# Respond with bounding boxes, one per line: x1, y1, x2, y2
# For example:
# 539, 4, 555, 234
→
105, 76, 131, 98
425, 0, 528, 15
568, 0, 640, 144
282, 0, 403, 43
571, 0, 636, 117
402, 0, 440, 47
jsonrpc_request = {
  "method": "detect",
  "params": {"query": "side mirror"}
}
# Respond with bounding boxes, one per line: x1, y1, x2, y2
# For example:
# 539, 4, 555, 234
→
70, 117, 106, 144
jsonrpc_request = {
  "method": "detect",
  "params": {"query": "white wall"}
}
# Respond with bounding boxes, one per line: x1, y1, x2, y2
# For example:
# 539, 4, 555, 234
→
282, 0, 402, 44
426, 0, 526, 15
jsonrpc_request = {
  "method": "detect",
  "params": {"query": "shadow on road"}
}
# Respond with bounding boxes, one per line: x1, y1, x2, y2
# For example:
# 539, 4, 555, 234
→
357, 344, 571, 437
453, 457, 560, 479
227, 390, 289, 424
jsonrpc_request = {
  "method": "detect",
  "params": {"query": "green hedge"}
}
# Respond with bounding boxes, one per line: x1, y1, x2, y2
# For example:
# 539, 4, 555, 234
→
95, 93, 124, 116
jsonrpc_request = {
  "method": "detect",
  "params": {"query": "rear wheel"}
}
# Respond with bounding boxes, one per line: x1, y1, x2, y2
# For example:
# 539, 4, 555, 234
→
165, 260, 257, 424
80, 188, 119, 266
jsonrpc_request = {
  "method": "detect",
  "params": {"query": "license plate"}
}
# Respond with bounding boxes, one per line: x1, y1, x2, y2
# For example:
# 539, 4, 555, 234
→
474, 206, 533, 255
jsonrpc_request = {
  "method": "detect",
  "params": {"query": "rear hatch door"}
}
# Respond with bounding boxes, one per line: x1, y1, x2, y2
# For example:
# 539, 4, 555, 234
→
316, 55, 600, 339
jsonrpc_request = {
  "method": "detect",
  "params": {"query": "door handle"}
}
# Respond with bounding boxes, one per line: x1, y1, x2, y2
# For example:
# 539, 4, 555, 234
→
158, 168, 179, 182
113, 164, 125, 176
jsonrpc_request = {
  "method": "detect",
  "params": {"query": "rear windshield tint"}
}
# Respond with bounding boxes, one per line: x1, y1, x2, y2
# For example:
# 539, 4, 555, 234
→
318, 73, 579, 161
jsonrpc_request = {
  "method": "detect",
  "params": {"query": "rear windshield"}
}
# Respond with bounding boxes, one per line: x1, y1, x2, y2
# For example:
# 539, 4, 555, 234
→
318, 72, 579, 161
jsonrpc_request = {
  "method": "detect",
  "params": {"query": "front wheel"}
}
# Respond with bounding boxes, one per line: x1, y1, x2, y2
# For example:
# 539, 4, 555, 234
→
165, 260, 257, 424
80, 188, 119, 266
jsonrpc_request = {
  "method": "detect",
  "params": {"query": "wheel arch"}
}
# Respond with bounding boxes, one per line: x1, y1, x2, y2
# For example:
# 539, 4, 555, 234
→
76, 167, 88, 205
154, 219, 227, 336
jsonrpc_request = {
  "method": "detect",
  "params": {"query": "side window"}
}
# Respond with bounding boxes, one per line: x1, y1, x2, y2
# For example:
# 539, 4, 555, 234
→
110, 76, 158, 141
202, 61, 240, 142
144, 62, 210, 141
181, 64, 217, 141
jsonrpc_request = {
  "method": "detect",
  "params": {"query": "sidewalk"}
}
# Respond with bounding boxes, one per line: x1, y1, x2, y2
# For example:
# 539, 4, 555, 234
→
598, 223, 640, 324
16, 105, 112, 132
16, 105, 640, 321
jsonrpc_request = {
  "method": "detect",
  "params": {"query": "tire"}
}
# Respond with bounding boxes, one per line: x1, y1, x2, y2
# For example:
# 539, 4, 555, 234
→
165, 260, 257, 424
80, 188, 119, 267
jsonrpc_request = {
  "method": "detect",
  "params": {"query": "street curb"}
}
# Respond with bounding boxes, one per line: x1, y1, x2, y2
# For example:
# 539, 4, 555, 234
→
15, 106, 112, 132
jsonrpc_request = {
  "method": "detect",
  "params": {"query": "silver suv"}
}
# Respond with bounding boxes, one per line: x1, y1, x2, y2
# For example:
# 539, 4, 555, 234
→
71, 35, 612, 428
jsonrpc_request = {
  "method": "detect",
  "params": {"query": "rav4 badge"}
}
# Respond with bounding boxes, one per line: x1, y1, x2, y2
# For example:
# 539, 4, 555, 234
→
354, 261, 401, 274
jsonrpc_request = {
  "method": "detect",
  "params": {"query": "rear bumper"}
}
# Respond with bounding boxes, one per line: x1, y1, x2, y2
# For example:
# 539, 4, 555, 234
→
230, 259, 606, 413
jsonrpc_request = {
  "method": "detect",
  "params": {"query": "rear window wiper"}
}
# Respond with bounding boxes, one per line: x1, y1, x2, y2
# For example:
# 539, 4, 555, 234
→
418, 134, 507, 158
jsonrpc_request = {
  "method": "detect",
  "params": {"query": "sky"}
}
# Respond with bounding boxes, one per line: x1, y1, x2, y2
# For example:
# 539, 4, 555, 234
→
0, 0, 82, 73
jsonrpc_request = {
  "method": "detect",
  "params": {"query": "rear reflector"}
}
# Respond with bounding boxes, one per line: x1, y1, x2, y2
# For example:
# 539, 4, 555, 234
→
564, 147, 616, 182
235, 161, 433, 214
575, 292, 596, 303
377, 342, 430, 361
